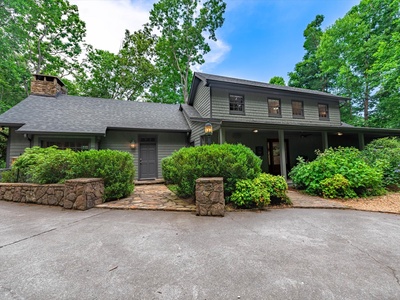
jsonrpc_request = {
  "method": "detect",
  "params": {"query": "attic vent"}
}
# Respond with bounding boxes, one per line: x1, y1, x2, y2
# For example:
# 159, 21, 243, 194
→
31, 74, 67, 97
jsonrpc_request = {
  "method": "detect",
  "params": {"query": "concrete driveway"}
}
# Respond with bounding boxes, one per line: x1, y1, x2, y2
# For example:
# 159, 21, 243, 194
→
1, 202, 399, 300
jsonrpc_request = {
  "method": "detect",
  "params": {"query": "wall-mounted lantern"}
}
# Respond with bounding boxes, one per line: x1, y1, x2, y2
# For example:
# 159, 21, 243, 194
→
130, 139, 136, 149
204, 121, 213, 145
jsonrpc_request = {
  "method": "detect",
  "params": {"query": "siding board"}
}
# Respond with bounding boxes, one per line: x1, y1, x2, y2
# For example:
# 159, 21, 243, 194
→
8, 128, 30, 165
211, 87, 342, 126
101, 130, 187, 180
193, 81, 211, 118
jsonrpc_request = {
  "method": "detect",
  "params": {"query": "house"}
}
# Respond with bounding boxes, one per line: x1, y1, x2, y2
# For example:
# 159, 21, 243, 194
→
1, 73, 399, 180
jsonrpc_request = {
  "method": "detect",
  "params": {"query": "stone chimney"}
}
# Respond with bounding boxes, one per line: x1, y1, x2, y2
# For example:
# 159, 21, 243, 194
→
31, 74, 68, 97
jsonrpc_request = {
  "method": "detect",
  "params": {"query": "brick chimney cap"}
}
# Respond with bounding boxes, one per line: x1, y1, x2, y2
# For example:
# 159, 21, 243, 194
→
33, 74, 65, 87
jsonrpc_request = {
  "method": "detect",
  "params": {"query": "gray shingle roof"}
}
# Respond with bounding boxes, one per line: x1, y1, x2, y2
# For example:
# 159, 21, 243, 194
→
0, 95, 190, 135
193, 72, 350, 101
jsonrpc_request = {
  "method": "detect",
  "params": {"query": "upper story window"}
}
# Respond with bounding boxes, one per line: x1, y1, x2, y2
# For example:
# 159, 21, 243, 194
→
292, 100, 304, 118
318, 104, 329, 120
268, 98, 281, 117
229, 94, 245, 115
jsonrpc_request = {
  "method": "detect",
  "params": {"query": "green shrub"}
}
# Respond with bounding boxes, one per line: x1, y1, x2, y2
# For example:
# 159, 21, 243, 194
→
362, 137, 400, 188
320, 174, 357, 199
68, 149, 135, 201
230, 178, 270, 208
230, 173, 289, 208
289, 147, 383, 197
3, 146, 71, 183
2, 147, 135, 201
162, 144, 262, 198
257, 173, 291, 205
161, 156, 178, 184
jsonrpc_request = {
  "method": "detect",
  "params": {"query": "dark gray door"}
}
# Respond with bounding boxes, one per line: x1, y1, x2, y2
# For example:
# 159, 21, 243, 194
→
139, 138, 157, 180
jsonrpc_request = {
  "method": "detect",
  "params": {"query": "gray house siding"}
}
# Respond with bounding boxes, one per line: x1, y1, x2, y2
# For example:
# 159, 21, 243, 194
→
7, 127, 30, 166
100, 130, 187, 180
193, 81, 211, 118
211, 87, 342, 126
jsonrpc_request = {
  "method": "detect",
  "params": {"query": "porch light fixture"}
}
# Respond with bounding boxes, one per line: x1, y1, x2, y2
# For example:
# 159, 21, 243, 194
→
130, 139, 136, 149
204, 121, 213, 145
337, 132, 343, 136
253, 129, 258, 133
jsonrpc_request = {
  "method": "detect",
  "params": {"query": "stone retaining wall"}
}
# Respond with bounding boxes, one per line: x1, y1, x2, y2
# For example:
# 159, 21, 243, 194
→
195, 177, 225, 217
0, 178, 104, 210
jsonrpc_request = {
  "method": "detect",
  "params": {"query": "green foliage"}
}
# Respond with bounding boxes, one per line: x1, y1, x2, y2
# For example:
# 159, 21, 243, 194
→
162, 144, 261, 198
269, 76, 286, 86
1, 147, 135, 201
288, 15, 330, 91
320, 174, 357, 199
230, 179, 270, 208
68, 150, 135, 201
147, 0, 226, 103
289, 147, 383, 198
362, 137, 400, 188
0, 0, 86, 104
230, 173, 289, 208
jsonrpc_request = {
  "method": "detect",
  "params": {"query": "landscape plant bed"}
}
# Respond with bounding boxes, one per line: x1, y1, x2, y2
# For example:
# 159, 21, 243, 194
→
330, 192, 400, 214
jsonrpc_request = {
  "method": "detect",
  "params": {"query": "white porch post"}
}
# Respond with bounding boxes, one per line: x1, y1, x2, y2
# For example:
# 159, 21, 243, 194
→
278, 130, 287, 180
219, 127, 225, 144
322, 131, 329, 150
358, 133, 365, 150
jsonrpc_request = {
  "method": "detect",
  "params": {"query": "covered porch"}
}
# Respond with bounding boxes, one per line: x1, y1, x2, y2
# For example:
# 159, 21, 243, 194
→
208, 121, 400, 180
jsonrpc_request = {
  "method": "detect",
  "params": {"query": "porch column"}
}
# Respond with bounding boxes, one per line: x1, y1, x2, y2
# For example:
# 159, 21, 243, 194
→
219, 128, 225, 144
278, 130, 287, 180
358, 133, 365, 150
322, 131, 329, 150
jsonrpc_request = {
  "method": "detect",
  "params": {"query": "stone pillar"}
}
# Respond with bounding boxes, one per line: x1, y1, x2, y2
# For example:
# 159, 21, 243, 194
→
195, 177, 225, 217
64, 178, 104, 210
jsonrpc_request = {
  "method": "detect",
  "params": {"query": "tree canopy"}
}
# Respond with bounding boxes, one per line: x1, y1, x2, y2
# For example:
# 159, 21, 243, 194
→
289, 0, 400, 128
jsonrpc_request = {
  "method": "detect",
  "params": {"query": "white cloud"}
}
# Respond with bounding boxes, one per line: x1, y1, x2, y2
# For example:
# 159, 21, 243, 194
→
70, 0, 156, 53
193, 38, 231, 72
71, 0, 230, 68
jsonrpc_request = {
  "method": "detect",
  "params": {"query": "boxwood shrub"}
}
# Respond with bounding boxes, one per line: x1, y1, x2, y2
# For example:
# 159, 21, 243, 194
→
1, 147, 135, 201
162, 143, 262, 198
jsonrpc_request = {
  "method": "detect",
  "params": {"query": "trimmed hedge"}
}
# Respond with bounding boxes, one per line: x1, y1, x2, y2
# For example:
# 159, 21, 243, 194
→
162, 143, 262, 198
1, 147, 135, 201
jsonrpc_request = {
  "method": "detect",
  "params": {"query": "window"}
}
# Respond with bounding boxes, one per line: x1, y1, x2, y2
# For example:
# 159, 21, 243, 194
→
318, 104, 329, 120
292, 100, 304, 118
41, 139, 90, 151
229, 94, 245, 115
268, 99, 281, 117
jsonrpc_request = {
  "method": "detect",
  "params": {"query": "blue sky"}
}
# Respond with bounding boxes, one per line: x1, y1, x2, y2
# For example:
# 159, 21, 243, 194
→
71, 0, 361, 84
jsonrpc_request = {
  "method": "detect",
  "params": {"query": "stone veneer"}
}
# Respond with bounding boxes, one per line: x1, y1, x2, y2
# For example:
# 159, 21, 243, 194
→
0, 178, 104, 210
195, 177, 225, 217
31, 74, 67, 97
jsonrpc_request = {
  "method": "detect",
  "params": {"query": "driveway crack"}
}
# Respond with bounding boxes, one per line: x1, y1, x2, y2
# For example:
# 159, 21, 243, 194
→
0, 210, 110, 250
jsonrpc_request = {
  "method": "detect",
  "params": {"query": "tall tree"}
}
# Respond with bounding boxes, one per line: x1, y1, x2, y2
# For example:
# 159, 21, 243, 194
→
76, 29, 157, 100
288, 15, 329, 91
269, 76, 285, 86
0, 0, 86, 106
147, 0, 226, 103
317, 0, 400, 123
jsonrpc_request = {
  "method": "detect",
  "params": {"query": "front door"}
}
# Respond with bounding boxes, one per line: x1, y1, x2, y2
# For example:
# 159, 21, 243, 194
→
139, 137, 157, 180
267, 139, 289, 175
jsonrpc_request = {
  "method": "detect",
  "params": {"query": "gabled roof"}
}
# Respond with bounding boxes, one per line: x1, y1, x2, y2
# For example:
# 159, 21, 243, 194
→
0, 95, 190, 135
188, 72, 350, 105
